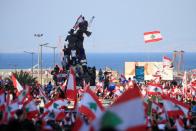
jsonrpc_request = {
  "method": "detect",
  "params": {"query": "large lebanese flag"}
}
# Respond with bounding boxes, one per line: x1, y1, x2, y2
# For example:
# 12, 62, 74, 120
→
92, 87, 145, 131
66, 67, 77, 100
78, 87, 104, 121
144, 31, 163, 43
11, 74, 23, 92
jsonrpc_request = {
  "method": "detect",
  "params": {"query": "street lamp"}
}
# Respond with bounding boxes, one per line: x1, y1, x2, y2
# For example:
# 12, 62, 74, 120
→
24, 51, 35, 76
44, 44, 57, 68
39, 43, 48, 85
34, 33, 43, 85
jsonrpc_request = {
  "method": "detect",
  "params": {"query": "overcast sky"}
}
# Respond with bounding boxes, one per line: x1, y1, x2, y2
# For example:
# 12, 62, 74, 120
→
0, 0, 196, 53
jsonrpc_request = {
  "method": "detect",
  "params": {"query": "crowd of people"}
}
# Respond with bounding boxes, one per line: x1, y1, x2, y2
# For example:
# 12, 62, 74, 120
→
0, 68, 196, 130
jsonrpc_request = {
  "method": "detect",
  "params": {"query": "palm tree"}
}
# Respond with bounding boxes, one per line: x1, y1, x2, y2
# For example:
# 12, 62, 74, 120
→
12, 70, 37, 88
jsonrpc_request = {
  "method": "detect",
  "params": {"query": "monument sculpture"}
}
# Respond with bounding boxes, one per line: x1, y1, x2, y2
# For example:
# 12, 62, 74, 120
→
61, 15, 95, 86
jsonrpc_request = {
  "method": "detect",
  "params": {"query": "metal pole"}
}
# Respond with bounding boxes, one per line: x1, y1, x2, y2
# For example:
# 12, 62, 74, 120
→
34, 33, 43, 84
41, 45, 42, 86
53, 48, 55, 67
32, 53, 34, 76
24, 51, 34, 76
40, 43, 48, 85
44, 44, 57, 68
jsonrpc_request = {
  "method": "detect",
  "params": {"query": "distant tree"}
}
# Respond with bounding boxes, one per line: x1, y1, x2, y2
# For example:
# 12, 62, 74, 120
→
11, 70, 37, 88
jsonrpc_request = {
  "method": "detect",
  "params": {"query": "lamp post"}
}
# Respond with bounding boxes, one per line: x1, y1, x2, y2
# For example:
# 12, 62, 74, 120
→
34, 33, 43, 85
24, 51, 35, 76
44, 44, 57, 68
39, 43, 48, 85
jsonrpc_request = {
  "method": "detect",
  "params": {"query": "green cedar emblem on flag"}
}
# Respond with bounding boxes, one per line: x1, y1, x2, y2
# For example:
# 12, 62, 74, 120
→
88, 102, 97, 111
53, 103, 59, 109
151, 34, 156, 39
101, 110, 122, 128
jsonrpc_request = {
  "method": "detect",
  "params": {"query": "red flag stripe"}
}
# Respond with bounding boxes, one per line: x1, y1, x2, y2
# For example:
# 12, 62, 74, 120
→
86, 88, 105, 111
145, 38, 162, 43
112, 85, 141, 106
144, 31, 161, 35
78, 105, 96, 120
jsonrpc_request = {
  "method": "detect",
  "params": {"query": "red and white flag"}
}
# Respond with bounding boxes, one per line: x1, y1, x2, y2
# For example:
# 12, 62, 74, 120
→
0, 89, 5, 110
162, 95, 190, 118
78, 87, 104, 121
24, 98, 38, 119
147, 83, 163, 95
144, 31, 163, 43
7, 100, 19, 117
163, 56, 172, 68
72, 116, 90, 131
92, 87, 145, 130
17, 87, 30, 104
44, 98, 68, 111
73, 15, 84, 30
11, 74, 23, 92
66, 67, 77, 100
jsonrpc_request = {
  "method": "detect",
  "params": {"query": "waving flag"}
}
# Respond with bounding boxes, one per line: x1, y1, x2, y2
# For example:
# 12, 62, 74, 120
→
11, 74, 23, 92
73, 116, 90, 131
73, 15, 84, 30
147, 83, 163, 95
7, 101, 19, 117
78, 87, 104, 121
144, 31, 163, 43
0, 89, 5, 110
17, 87, 30, 104
44, 99, 68, 111
66, 67, 77, 100
24, 98, 38, 119
92, 87, 145, 131
163, 56, 172, 68
162, 95, 190, 118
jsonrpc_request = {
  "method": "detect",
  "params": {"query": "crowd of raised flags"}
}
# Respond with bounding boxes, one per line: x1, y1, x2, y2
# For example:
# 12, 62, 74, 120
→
0, 66, 196, 130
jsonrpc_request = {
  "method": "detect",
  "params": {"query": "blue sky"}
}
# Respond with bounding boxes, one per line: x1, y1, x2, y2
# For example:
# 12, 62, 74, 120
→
0, 0, 196, 53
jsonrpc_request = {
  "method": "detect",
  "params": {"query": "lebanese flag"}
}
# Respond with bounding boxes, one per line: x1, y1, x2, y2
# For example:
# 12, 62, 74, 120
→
163, 56, 172, 68
73, 15, 84, 30
92, 87, 145, 131
144, 31, 163, 43
147, 83, 163, 95
175, 119, 184, 131
17, 87, 30, 104
162, 95, 190, 118
163, 56, 172, 63
24, 98, 38, 119
42, 110, 66, 122
0, 89, 5, 111
7, 101, 19, 116
44, 98, 68, 111
11, 74, 23, 92
66, 67, 77, 100
72, 116, 90, 131
182, 71, 187, 95
78, 87, 104, 121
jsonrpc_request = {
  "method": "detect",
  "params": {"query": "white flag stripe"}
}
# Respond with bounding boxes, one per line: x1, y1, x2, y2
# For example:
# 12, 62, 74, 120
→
144, 33, 162, 41
148, 85, 162, 93
163, 100, 179, 111
79, 93, 102, 116
67, 73, 74, 90
109, 98, 145, 129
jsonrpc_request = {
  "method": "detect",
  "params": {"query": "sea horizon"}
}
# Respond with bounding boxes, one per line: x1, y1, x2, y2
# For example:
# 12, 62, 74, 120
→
1, 52, 196, 73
